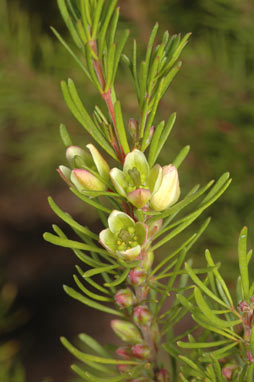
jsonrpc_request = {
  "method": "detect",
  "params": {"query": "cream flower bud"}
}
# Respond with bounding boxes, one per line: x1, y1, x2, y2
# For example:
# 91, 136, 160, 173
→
71, 169, 106, 192
150, 165, 180, 211
111, 320, 142, 343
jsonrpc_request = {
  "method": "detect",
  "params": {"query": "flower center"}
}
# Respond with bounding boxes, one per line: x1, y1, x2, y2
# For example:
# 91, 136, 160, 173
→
126, 167, 149, 194
116, 228, 138, 251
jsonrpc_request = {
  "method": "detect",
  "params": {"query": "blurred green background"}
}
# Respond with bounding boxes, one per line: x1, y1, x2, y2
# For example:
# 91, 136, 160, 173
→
1, 0, 253, 381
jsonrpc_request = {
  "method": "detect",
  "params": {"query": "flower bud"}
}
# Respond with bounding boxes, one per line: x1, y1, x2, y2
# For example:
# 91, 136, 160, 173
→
66, 145, 92, 168
222, 364, 238, 380
128, 267, 147, 286
111, 320, 142, 344
86, 143, 110, 181
114, 288, 136, 309
128, 118, 139, 141
131, 343, 150, 360
148, 220, 163, 239
57, 165, 72, 186
117, 364, 131, 374
133, 305, 153, 326
127, 188, 151, 209
71, 169, 106, 191
156, 368, 170, 382
142, 251, 154, 271
150, 165, 180, 211
116, 346, 132, 359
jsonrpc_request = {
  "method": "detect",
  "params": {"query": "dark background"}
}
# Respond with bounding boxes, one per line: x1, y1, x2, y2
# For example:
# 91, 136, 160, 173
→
1, 0, 254, 381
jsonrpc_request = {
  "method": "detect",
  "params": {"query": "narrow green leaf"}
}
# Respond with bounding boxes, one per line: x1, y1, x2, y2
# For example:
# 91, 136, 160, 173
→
61, 337, 138, 364
79, 333, 111, 357
247, 363, 254, 382
200, 172, 230, 206
160, 61, 182, 97
98, 0, 118, 58
83, 265, 118, 278
149, 113, 176, 166
112, 29, 130, 85
51, 27, 91, 80
185, 263, 228, 308
48, 197, 98, 240
71, 365, 125, 382
59, 124, 72, 147
205, 249, 233, 306
70, 187, 111, 213
104, 268, 129, 287
145, 22, 159, 74
173, 145, 190, 168
238, 226, 249, 300
63, 285, 123, 316
91, 0, 104, 39
152, 211, 201, 250
151, 233, 196, 277
73, 275, 113, 302
200, 342, 238, 361
105, 43, 116, 91
114, 101, 130, 154
132, 39, 139, 99
178, 356, 204, 376
177, 339, 231, 349
148, 120, 165, 166
194, 287, 240, 328
108, 7, 119, 47
57, 0, 82, 47
61, 81, 118, 160
43, 232, 107, 255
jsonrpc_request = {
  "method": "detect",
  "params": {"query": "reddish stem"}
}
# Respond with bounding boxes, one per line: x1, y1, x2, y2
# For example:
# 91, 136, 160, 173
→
89, 39, 125, 163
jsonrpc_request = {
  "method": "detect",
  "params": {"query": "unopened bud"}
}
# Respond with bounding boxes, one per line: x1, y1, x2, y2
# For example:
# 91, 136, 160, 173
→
128, 118, 139, 141
111, 320, 142, 344
133, 305, 153, 326
71, 169, 106, 191
66, 145, 91, 168
114, 288, 136, 309
128, 267, 147, 286
144, 126, 154, 149
156, 368, 170, 382
238, 300, 253, 328
222, 364, 238, 380
131, 343, 150, 360
142, 250, 154, 271
57, 165, 72, 186
150, 165, 180, 211
148, 220, 163, 239
116, 346, 132, 359
117, 364, 131, 374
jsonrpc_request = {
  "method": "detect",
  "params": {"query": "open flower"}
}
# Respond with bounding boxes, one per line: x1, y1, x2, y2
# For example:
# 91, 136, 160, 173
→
110, 149, 180, 211
99, 210, 147, 261
57, 144, 110, 192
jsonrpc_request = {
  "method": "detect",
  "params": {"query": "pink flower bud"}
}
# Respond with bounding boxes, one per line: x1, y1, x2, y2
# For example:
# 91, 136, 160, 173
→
222, 364, 238, 380
133, 305, 153, 326
114, 288, 136, 309
128, 267, 147, 286
131, 343, 150, 360
156, 368, 170, 382
117, 364, 131, 373
116, 346, 132, 359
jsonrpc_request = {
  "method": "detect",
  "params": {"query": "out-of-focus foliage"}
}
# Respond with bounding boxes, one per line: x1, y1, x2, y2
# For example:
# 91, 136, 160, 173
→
157, 0, 254, 267
0, 280, 26, 382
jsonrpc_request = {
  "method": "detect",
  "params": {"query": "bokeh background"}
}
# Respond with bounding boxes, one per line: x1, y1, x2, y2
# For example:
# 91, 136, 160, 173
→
1, 0, 253, 381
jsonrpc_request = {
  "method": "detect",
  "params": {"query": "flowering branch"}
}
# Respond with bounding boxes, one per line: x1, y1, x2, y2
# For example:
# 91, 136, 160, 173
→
43, 1, 252, 381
